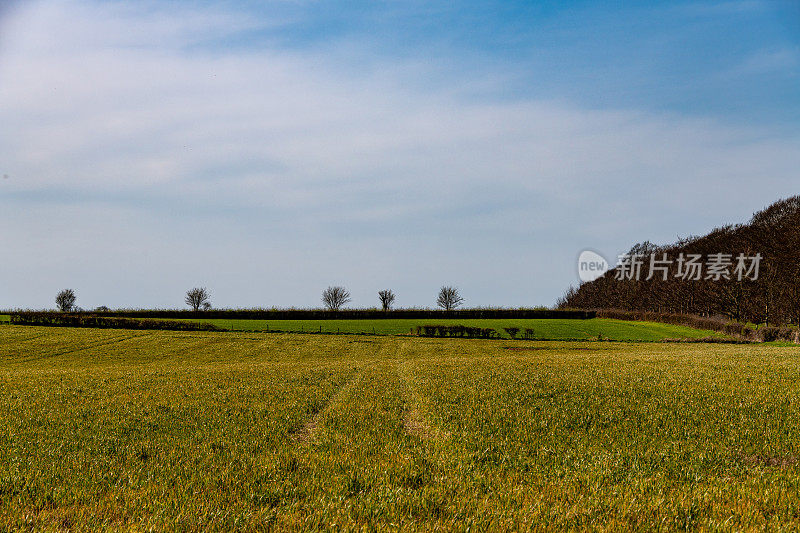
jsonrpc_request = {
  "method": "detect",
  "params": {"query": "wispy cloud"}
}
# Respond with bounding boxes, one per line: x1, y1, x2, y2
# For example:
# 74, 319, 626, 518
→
733, 47, 800, 74
1, 0, 798, 309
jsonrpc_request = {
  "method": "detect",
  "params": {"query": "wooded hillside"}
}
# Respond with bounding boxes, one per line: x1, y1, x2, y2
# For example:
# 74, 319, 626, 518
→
560, 196, 800, 326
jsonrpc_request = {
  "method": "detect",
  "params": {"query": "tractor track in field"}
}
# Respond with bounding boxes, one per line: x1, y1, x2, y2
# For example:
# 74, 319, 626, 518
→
396, 341, 450, 442
291, 369, 364, 444
10, 332, 148, 364
403, 406, 449, 441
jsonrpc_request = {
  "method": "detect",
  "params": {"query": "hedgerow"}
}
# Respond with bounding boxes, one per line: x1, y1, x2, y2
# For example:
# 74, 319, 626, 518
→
416, 325, 499, 339
79, 308, 596, 321
9, 312, 220, 332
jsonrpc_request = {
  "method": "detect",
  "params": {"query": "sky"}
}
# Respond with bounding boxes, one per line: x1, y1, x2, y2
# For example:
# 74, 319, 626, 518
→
0, 0, 798, 310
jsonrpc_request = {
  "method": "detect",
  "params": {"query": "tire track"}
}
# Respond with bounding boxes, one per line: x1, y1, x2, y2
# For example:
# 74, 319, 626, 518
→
291, 369, 364, 444
396, 340, 450, 442
10, 332, 150, 364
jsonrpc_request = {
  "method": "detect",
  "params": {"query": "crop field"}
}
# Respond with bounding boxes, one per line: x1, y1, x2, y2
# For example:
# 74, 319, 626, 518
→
151, 317, 726, 341
1, 326, 799, 530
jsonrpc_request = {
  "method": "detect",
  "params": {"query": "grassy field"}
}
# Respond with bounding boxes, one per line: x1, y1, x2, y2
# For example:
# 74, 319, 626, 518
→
1, 326, 799, 530
149, 317, 726, 341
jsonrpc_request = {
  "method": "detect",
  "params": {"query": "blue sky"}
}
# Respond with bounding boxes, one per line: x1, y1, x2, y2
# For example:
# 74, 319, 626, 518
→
0, 0, 798, 309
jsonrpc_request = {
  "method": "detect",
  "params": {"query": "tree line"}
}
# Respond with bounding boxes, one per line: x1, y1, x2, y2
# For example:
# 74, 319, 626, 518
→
52, 286, 467, 313
560, 196, 800, 326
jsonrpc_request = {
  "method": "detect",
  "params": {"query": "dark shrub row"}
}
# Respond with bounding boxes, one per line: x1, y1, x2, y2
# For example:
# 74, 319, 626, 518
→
757, 326, 798, 343
596, 309, 729, 331
659, 337, 754, 344
503, 327, 536, 339
9, 312, 221, 332
416, 325, 499, 339
83, 308, 596, 321
416, 325, 538, 340
596, 309, 798, 343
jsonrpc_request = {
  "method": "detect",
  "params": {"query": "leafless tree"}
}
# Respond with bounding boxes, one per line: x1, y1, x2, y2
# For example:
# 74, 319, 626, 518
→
378, 289, 395, 311
322, 286, 351, 311
437, 286, 464, 311
55, 289, 76, 312
185, 287, 211, 311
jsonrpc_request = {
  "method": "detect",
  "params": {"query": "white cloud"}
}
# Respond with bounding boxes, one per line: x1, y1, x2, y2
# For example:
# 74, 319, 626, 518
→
0, 0, 798, 309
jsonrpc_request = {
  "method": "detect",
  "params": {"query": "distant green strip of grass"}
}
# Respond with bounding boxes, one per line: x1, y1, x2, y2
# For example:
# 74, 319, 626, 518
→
146, 317, 726, 341
0, 315, 10, 324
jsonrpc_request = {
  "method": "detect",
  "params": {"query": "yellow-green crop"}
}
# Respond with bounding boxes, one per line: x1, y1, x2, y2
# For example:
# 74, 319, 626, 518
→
1, 325, 799, 530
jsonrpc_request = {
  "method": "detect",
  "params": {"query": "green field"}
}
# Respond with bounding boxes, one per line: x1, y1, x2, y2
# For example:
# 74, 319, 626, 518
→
162, 317, 726, 340
1, 325, 799, 530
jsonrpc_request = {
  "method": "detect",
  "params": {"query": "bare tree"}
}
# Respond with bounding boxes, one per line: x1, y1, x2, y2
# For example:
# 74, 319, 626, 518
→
322, 286, 351, 311
55, 289, 76, 312
378, 289, 395, 311
185, 287, 211, 311
437, 286, 464, 311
